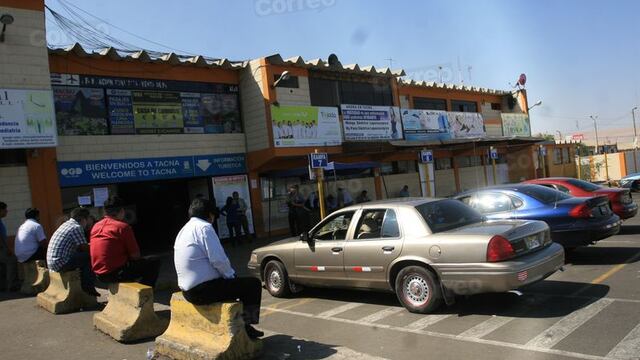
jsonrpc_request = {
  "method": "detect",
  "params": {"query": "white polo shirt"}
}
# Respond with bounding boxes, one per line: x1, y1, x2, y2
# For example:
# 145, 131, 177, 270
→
174, 217, 236, 291
14, 219, 46, 263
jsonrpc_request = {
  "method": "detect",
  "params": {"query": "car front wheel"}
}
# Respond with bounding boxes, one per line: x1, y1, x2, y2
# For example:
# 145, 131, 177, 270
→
395, 266, 442, 313
264, 260, 291, 298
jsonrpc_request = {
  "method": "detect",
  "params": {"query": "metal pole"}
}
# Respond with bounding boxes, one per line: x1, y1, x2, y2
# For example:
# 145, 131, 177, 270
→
576, 145, 582, 180
315, 150, 327, 220
633, 107, 638, 173
491, 146, 498, 185
540, 145, 547, 178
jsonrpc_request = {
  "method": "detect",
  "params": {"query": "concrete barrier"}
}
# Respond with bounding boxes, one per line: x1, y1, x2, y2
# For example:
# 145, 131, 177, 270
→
19, 260, 49, 295
94, 282, 168, 342
155, 292, 262, 360
37, 270, 97, 314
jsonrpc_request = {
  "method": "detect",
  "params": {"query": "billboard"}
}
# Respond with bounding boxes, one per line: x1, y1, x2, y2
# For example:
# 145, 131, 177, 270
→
341, 104, 403, 141
0, 89, 57, 149
401, 109, 451, 141
501, 113, 531, 137
271, 105, 342, 147
447, 112, 485, 138
53, 87, 108, 135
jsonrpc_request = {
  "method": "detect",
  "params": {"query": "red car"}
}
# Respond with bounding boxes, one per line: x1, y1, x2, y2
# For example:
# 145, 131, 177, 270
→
523, 177, 638, 220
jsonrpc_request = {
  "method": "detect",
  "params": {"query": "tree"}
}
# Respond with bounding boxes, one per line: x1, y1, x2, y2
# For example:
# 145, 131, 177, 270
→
533, 132, 555, 141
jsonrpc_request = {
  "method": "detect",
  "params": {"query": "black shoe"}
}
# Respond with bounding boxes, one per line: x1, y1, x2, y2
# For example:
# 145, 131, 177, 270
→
245, 325, 264, 339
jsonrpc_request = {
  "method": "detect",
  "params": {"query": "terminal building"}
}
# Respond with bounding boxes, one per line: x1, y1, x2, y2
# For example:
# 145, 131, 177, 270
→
1, 0, 553, 253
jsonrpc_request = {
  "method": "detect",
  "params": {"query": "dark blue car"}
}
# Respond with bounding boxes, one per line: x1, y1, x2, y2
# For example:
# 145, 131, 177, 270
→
454, 184, 622, 248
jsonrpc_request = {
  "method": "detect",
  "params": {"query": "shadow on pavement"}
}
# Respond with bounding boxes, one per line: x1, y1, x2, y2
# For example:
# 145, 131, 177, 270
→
258, 334, 339, 360
566, 246, 640, 265
618, 224, 640, 235
0, 291, 30, 302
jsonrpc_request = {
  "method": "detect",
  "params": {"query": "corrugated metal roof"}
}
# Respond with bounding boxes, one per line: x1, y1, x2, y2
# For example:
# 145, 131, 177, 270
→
265, 54, 406, 77
47, 43, 244, 69
398, 79, 510, 95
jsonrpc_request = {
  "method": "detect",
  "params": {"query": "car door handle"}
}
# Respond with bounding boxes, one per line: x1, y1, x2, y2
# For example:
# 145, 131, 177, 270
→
382, 246, 395, 252
331, 247, 343, 253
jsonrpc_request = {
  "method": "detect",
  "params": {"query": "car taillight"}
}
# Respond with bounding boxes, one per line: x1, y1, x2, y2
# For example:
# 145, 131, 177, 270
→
569, 203, 593, 218
487, 235, 515, 262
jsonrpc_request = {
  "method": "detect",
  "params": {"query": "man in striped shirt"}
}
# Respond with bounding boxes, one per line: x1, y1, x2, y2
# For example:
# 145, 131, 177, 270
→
47, 207, 98, 296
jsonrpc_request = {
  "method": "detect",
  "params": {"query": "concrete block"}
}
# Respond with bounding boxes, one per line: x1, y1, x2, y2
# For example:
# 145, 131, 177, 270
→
37, 270, 97, 314
155, 292, 262, 360
19, 260, 49, 295
94, 282, 168, 343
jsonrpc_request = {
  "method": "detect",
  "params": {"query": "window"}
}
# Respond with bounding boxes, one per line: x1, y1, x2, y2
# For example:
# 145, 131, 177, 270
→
415, 199, 483, 233
309, 77, 340, 107
311, 211, 355, 241
413, 97, 447, 111
553, 148, 562, 165
380, 161, 418, 175
273, 74, 299, 88
309, 75, 393, 107
0, 149, 27, 167
469, 192, 513, 214
456, 156, 482, 168
519, 185, 571, 204
491, 103, 502, 111
451, 100, 478, 112
562, 147, 571, 164
565, 178, 602, 192
555, 184, 571, 194
354, 209, 400, 239
435, 157, 452, 170
381, 209, 400, 238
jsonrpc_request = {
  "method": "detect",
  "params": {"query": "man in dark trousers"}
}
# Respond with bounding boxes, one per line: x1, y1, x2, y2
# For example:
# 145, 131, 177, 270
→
286, 185, 305, 236
90, 196, 160, 287
174, 198, 263, 339
0, 201, 19, 291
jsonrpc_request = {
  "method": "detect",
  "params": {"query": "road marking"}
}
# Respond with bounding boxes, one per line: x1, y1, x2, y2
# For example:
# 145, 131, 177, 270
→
458, 316, 515, 339
357, 307, 404, 323
606, 322, 640, 360
591, 251, 640, 285
317, 303, 364, 318
262, 306, 610, 360
525, 298, 614, 349
261, 298, 314, 318
405, 314, 452, 330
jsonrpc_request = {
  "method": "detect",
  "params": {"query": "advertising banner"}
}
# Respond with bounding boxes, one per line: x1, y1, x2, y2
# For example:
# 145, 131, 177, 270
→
212, 175, 254, 238
53, 87, 108, 135
447, 112, 485, 138
0, 89, 57, 149
501, 113, 531, 137
200, 93, 242, 134
341, 104, 402, 141
401, 109, 451, 141
132, 91, 184, 134
181, 92, 204, 133
106, 89, 135, 134
271, 105, 342, 147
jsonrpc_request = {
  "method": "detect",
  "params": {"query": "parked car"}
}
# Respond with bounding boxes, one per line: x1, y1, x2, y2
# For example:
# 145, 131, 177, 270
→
248, 198, 564, 314
523, 177, 638, 220
619, 172, 640, 192
454, 184, 622, 248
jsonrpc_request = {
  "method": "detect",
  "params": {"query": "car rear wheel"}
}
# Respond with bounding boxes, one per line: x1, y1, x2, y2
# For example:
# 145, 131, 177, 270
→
395, 266, 442, 314
264, 260, 291, 298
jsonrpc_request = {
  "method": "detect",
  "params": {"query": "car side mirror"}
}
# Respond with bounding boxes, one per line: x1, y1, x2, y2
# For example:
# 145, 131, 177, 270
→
300, 231, 309, 242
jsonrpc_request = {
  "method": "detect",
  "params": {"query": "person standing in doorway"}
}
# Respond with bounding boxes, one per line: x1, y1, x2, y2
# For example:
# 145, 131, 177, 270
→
221, 197, 241, 247
0, 202, 19, 291
286, 185, 305, 236
232, 191, 251, 241
399, 185, 410, 197
14, 208, 47, 264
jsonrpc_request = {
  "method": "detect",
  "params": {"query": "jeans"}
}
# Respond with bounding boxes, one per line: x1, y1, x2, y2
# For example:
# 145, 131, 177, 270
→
227, 222, 242, 246
60, 251, 95, 292
96, 258, 160, 288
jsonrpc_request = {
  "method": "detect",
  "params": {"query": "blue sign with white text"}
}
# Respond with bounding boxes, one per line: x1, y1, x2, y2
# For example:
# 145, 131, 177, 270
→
420, 150, 433, 163
58, 153, 246, 187
309, 153, 328, 168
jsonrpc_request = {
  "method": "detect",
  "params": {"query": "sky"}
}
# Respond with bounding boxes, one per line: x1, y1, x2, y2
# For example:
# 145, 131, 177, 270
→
44, 0, 640, 138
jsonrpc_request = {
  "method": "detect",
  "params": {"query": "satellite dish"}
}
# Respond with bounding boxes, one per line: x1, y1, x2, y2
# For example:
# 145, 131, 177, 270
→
328, 54, 340, 66
518, 73, 527, 86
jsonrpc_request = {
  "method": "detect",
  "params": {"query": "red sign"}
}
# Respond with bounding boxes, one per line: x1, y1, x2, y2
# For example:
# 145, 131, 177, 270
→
571, 133, 585, 140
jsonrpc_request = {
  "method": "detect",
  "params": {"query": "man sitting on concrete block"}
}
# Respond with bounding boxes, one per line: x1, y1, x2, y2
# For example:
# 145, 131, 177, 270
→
14, 208, 48, 264
90, 196, 160, 287
174, 198, 264, 339
46, 207, 98, 297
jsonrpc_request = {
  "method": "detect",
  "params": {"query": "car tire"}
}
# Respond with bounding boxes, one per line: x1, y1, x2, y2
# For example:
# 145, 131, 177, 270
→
264, 260, 291, 298
395, 266, 442, 314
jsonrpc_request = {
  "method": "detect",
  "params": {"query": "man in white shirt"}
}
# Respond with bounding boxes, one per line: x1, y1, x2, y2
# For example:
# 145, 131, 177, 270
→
14, 208, 47, 263
174, 198, 263, 339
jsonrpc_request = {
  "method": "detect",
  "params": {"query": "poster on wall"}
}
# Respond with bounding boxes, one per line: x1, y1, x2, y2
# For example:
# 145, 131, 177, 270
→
501, 113, 531, 137
53, 87, 108, 135
401, 109, 451, 141
0, 89, 58, 149
132, 91, 184, 134
271, 105, 341, 147
200, 93, 242, 134
181, 92, 204, 133
212, 175, 255, 239
106, 89, 135, 134
447, 112, 485, 138
341, 104, 403, 141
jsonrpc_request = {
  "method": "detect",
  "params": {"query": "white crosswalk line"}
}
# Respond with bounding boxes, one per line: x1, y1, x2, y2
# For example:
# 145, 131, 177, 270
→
358, 307, 404, 323
606, 322, 640, 360
405, 314, 452, 330
317, 303, 364, 318
458, 316, 515, 339
525, 298, 614, 349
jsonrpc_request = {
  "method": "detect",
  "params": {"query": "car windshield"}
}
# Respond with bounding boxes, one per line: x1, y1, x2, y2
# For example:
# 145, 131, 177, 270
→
519, 185, 571, 204
565, 178, 602, 192
415, 199, 483, 233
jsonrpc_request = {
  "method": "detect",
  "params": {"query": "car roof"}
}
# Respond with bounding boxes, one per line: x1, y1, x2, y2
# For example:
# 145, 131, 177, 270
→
528, 177, 573, 181
456, 183, 548, 196
340, 197, 442, 211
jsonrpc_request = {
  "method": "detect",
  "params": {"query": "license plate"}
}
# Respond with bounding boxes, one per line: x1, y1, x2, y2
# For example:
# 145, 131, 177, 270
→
525, 235, 541, 249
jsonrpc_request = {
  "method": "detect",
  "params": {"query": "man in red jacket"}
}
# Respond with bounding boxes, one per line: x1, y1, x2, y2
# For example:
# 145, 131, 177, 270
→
90, 196, 159, 287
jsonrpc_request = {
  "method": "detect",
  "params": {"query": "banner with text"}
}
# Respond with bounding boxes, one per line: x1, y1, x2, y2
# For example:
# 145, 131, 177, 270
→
271, 105, 342, 147
53, 87, 108, 135
341, 104, 402, 141
212, 175, 254, 238
0, 89, 57, 149
401, 109, 451, 141
501, 113, 531, 137
447, 112, 485, 138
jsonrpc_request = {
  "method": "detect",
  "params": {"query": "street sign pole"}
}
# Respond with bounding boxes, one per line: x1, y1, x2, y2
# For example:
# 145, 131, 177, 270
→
314, 149, 327, 220
490, 146, 498, 185
419, 149, 433, 197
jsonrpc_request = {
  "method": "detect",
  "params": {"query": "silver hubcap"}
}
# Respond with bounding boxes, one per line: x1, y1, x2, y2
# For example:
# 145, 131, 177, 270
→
404, 275, 429, 306
268, 268, 282, 292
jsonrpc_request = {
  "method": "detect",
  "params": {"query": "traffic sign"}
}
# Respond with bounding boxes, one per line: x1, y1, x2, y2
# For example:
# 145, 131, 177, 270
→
490, 148, 498, 160
309, 152, 328, 169
540, 147, 547, 156
420, 150, 433, 164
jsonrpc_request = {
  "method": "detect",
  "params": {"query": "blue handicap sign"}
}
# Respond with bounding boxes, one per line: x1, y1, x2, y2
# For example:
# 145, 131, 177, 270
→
490, 148, 499, 160
309, 153, 328, 169
420, 150, 433, 163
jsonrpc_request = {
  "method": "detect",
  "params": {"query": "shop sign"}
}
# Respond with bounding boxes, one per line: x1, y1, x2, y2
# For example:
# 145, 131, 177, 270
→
0, 89, 57, 149
447, 112, 485, 138
271, 105, 342, 147
401, 109, 451, 141
57, 153, 246, 187
501, 113, 531, 137
341, 104, 403, 141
